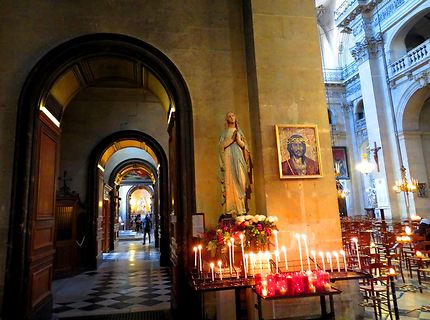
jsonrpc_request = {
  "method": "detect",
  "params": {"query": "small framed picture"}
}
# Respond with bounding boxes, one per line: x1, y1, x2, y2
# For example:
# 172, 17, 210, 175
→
332, 146, 350, 179
275, 124, 323, 179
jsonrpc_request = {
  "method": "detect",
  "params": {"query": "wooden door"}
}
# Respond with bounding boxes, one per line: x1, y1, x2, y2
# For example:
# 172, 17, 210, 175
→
102, 199, 110, 252
26, 111, 60, 317
54, 195, 79, 277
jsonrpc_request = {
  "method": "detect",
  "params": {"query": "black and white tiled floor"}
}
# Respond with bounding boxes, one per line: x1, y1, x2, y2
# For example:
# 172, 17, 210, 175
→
52, 240, 171, 318
52, 236, 430, 319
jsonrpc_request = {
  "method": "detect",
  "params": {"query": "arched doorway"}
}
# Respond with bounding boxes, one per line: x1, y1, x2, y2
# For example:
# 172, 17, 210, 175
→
87, 131, 169, 268
6, 34, 196, 320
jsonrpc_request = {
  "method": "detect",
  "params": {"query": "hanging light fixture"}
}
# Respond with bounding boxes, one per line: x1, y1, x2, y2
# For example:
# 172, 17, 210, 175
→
355, 153, 376, 174
392, 165, 418, 194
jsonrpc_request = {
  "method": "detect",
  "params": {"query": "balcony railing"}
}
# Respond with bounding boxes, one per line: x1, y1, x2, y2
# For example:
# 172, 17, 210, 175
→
390, 39, 430, 78
323, 69, 343, 83
334, 0, 366, 28
323, 62, 358, 84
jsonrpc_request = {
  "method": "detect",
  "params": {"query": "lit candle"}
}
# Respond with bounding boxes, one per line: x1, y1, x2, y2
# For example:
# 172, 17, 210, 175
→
218, 260, 223, 280
296, 233, 303, 273
326, 252, 333, 272
340, 250, 347, 272
193, 246, 197, 268
231, 237, 235, 265
319, 251, 325, 271
352, 237, 361, 269
302, 234, 311, 272
416, 251, 423, 258
244, 253, 248, 278
333, 251, 340, 272
281, 246, 288, 270
210, 262, 215, 281
228, 241, 232, 274
311, 250, 317, 270
273, 229, 279, 253
249, 252, 255, 277
198, 244, 203, 273
258, 251, 263, 274
265, 251, 271, 274
239, 233, 246, 278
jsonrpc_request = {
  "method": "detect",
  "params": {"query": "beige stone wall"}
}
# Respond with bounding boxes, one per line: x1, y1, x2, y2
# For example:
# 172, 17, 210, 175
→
250, 0, 342, 255
0, 0, 250, 308
0, 0, 341, 312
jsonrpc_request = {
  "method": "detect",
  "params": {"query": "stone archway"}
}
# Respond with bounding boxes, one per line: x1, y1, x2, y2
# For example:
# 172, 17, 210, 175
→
7, 33, 196, 319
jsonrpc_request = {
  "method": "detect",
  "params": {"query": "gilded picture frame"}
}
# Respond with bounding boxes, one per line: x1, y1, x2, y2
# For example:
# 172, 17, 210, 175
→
275, 124, 323, 179
332, 146, 350, 180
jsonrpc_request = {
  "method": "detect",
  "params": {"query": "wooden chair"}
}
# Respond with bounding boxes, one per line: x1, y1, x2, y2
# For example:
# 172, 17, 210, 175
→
359, 262, 393, 320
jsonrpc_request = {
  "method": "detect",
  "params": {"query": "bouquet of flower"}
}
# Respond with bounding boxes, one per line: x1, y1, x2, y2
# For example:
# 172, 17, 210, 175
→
235, 214, 279, 249
201, 214, 278, 252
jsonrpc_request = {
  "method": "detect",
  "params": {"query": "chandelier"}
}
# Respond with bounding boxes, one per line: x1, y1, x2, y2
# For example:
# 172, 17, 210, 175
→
392, 165, 418, 194
355, 154, 376, 174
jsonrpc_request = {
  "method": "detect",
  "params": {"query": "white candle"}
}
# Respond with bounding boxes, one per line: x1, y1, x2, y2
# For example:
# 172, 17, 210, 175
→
352, 237, 361, 269
228, 241, 232, 274
250, 252, 255, 277
210, 262, 215, 281
265, 251, 271, 274
273, 230, 279, 253
198, 244, 203, 272
296, 233, 303, 273
281, 246, 288, 270
302, 234, 311, 272
319, 251, 325, 271
239, 233, 246, 278
258, 251, 263, 274
193, 246, 197, 268
274, 250, 279, 273
340, 250, 347, 272
327, 252, 333, 272
244, 253, 248, 278
333, 251, 340, 272
311, 250, 317, 270
231, 237, 235, 265
218, 260, 223, 280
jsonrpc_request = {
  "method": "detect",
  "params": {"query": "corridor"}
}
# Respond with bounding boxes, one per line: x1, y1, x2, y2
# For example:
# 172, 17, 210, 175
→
52, 239, 171, 319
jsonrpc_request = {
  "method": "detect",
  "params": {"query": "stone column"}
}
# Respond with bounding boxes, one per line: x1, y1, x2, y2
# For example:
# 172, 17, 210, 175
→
350, 32, 402, 219
244, 0, 342, 249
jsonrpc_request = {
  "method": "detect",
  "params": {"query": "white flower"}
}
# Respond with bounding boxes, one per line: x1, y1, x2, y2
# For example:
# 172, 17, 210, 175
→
267, 216, 278, 223
256, 215, 266, 222
236, 215, 246, 223
245, 214, 253, 221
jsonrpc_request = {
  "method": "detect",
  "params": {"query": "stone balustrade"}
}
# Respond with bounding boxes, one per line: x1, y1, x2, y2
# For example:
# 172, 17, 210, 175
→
390, 39, 430, 78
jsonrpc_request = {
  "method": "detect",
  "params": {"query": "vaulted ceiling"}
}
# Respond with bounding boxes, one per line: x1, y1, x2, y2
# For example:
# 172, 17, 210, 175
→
44, 55, 172, 122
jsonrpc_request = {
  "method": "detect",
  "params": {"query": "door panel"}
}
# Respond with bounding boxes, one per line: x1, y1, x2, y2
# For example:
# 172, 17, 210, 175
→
26, 111, 60, 317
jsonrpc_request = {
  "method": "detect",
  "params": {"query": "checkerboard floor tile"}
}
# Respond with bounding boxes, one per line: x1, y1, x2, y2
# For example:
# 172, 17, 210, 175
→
52, 241, 171, 318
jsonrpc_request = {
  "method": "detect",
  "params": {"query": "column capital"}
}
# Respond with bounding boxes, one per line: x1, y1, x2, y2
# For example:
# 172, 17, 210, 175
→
350, 33, 383, 65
